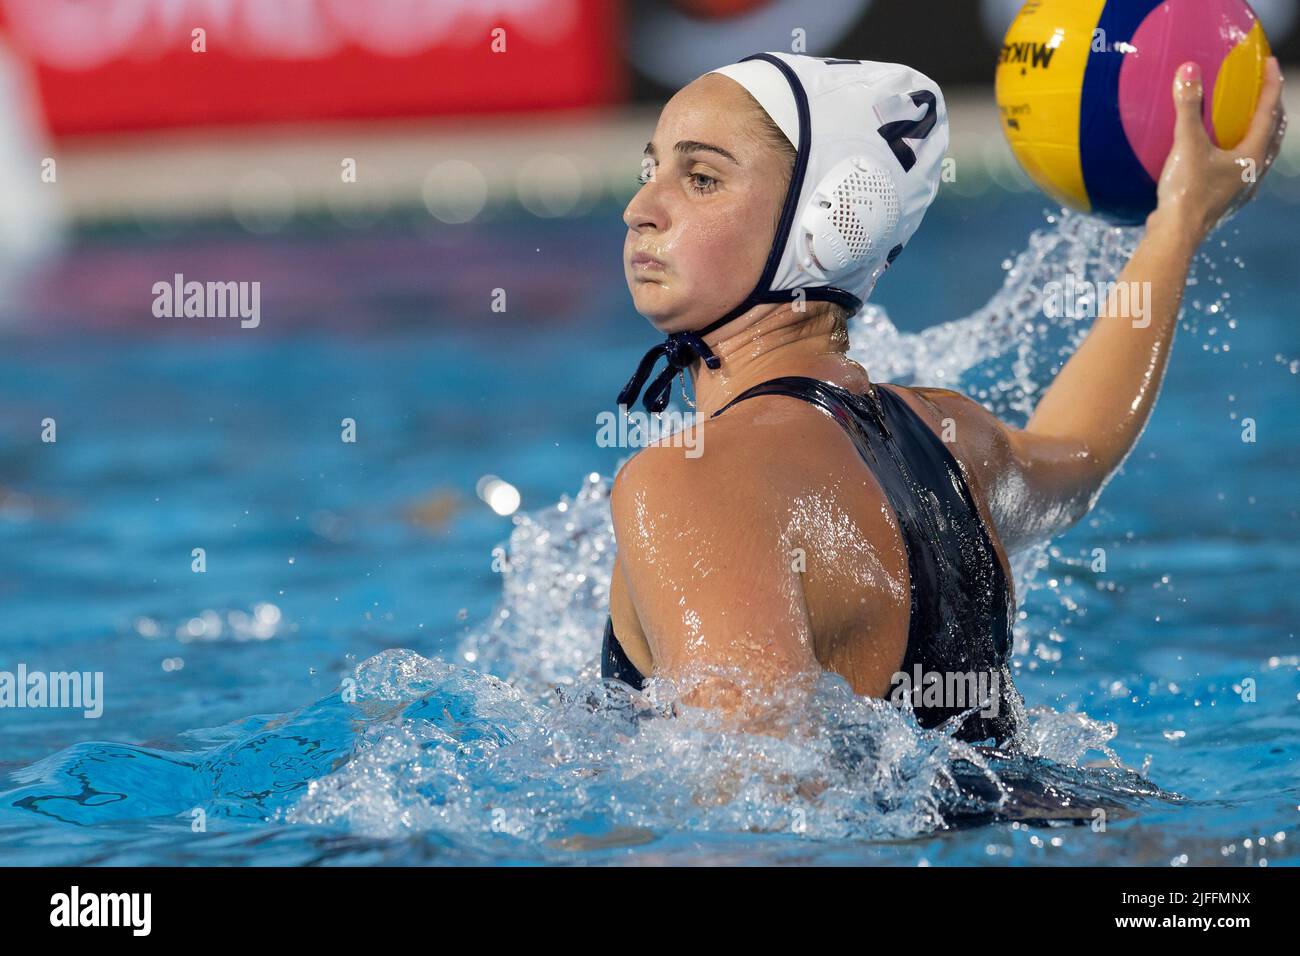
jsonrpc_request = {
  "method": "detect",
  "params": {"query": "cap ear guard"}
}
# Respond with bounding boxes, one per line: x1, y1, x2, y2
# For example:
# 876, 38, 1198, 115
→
796, 155, 902, 281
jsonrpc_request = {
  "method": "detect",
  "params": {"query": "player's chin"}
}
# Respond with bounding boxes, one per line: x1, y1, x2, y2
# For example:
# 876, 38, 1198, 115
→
627, 280, 680, 326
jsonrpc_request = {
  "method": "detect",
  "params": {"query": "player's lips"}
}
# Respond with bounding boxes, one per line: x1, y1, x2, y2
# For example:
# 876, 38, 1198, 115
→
630, 251, 666, 271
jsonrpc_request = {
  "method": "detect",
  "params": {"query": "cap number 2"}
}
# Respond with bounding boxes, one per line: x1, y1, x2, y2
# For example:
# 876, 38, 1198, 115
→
878, 91, 937, 173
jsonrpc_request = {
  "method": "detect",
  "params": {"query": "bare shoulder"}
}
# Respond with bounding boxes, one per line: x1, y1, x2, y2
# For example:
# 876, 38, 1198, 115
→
628, 386, 927, 499
609, 394, 881, 569
884, 383, 1097, 554
607, 405, 826, 680
610, 406, 791, 521
893, 385, 1018, 472
610, 393, 900, 586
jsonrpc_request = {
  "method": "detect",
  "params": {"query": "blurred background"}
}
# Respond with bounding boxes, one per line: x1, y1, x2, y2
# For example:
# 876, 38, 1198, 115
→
0, 0, 1297, 777
3, 0, 1298, 243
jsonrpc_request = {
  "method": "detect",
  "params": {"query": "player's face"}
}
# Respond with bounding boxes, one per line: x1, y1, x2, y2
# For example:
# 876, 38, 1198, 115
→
623, 74, 789, 332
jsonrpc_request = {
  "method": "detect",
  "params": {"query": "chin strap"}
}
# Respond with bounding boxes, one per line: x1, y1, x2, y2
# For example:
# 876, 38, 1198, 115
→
616, 330, 722, 414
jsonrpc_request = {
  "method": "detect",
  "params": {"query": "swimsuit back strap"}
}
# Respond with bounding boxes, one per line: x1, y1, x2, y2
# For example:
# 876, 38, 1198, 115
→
601, 615, 646, 689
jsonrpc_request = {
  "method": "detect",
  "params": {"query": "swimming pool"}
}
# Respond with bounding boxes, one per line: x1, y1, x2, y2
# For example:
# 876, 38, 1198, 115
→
0, 187, 1296, 865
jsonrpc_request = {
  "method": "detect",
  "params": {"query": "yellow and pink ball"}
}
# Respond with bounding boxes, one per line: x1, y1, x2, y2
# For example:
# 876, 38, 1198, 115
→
996, 0, 1272, 224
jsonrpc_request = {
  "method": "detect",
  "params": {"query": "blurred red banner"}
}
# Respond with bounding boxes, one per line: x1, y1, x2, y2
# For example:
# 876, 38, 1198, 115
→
0, 0, 625, 136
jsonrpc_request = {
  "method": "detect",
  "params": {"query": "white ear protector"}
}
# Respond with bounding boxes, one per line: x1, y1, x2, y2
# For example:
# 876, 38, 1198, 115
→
797, 155, 903, 280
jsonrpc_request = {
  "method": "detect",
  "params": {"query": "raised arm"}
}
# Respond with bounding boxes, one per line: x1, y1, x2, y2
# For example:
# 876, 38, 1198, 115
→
1025, 58, 1286, 473
942, 59, 1286, 555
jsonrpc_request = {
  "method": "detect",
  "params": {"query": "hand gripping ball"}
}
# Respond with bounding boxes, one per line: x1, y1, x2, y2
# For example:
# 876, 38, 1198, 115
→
995, 0, 1272, 224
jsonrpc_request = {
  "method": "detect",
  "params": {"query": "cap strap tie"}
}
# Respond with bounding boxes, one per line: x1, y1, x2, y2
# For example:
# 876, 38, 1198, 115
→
616, 330, 721, 413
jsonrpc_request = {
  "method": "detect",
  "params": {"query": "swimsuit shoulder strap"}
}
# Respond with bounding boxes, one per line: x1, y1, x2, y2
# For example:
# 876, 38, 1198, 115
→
710, 375, 895, 466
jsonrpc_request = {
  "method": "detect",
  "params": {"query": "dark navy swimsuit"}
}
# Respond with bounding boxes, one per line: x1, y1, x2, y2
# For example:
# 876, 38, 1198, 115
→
601, 375, 1022, 745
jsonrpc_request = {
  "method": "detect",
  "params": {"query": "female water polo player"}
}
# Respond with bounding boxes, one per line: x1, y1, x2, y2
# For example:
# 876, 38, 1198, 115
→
602, 52, 1286, 745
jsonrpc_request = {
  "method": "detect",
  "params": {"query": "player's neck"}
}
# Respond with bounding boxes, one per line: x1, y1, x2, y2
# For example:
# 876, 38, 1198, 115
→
688, 304, 869, 418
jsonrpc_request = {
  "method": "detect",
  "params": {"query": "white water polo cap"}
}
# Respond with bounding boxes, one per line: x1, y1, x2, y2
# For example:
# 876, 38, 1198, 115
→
617, 52, 950, 413
711, 52, 949, 308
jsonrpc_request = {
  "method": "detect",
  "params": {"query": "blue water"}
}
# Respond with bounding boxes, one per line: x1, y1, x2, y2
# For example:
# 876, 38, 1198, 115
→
0, 189, 1296, 865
